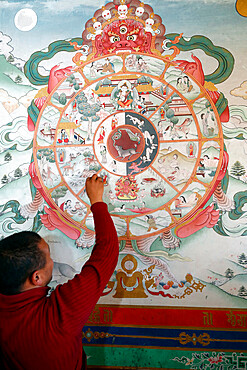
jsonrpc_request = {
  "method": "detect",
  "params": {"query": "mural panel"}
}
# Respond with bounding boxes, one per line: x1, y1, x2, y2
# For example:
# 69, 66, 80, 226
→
0, 0, 247, 368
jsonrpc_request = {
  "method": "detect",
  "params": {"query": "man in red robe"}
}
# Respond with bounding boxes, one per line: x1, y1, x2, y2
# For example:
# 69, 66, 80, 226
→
0, 174, 119, 370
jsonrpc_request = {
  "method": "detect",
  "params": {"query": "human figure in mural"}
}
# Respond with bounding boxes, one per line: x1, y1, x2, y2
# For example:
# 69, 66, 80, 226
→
176, 77, 184, 92
97, 126, 106, 144
201, 112, 209, 137
116, 82, 133, 108
111, 114, 119, 130
145, 215, 158, 232
60, 199, 72, 212
90, 61, 96, 77
0, 175, 119, 369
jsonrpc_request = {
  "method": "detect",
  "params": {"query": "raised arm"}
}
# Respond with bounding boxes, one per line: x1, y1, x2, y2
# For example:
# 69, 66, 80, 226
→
48, 175, 119, 334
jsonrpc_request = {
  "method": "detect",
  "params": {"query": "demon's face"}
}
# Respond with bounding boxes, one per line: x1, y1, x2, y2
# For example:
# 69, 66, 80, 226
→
95, 19, 152, 55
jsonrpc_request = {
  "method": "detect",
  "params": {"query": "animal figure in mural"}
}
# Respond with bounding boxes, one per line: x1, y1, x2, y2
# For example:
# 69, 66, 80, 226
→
14, 0, 238, 290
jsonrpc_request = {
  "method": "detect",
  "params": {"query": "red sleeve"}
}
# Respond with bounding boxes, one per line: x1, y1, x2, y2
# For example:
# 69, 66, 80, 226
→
47, 202, 119, 335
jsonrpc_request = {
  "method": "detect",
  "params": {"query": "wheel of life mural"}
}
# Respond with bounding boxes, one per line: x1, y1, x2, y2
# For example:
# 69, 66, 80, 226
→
33, 51, 225, 242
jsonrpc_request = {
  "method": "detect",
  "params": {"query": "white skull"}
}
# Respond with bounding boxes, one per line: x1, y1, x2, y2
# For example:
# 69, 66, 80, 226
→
118, 5, 128, 18
93, 21, 102, 31
102, 9, 111, 20
145, 18, 154, 28
135, 7, 144, 17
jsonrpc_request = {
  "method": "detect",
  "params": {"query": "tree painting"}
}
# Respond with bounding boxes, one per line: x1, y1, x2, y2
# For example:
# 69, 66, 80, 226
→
37, 149, 55, 163
238, 286, 247, 297
15, 75, 22, 84
238, 253, 247, 265
14, 167, 22, 178
51, 186, 68, 205
225, 268, 234, 279
4, 152, 12, 162
1, 175, 8, 184
75, 92, 101, 140
230, 161, 246, 180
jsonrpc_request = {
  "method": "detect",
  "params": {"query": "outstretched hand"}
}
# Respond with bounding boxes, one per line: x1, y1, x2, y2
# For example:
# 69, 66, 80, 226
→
86, 174, 104, 205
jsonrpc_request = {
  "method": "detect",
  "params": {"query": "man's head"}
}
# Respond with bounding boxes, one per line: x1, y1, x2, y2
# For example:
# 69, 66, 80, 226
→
0, 231, 53, 295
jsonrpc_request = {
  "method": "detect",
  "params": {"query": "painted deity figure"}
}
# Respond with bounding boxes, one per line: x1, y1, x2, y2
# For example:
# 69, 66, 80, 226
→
116, 82, 133, 108
93, 19, 153, 56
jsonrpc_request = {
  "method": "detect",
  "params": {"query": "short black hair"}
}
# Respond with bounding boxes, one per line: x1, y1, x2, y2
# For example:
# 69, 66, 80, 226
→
0, 231, 46, 295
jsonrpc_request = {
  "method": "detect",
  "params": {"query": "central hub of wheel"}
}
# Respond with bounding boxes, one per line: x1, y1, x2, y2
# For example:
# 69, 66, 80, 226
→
107, 125, 145, 163
94, 111, 159, 176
